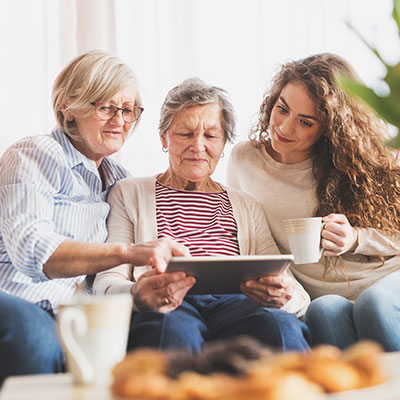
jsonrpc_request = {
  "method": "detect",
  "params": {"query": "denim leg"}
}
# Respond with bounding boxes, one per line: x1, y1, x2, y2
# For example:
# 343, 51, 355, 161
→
204, 295, 310, 351
304, 294, 357, 349
127, 300, 209, 353
353, 270, 400, 351
0, 290, 65, 386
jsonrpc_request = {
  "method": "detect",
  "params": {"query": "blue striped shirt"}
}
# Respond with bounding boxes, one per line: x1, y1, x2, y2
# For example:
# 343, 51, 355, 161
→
0, 128, 129, 311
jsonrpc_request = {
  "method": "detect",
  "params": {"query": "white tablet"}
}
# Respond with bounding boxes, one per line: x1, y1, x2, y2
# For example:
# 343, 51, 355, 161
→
166, 254, 294, 295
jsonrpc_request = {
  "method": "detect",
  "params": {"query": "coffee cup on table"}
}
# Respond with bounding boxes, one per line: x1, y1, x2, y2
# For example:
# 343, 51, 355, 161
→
283, 217, 325, 265
57, 293, 132, 386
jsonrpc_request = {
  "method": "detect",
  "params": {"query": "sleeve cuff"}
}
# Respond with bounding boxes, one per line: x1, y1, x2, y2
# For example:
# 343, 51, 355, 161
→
352, 228, 366, 254
280, 282, 311, 317
31, 233, 66, 281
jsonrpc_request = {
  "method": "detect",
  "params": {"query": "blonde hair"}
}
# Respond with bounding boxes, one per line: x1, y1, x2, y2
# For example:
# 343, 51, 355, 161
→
52, 50, 142, 139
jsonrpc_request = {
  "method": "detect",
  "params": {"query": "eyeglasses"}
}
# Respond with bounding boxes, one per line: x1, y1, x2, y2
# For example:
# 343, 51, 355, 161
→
91, 102, 144, 123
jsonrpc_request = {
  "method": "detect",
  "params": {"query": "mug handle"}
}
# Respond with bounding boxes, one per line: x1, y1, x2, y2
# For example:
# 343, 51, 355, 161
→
319, 222, 326, 258
57, 307, 95, 384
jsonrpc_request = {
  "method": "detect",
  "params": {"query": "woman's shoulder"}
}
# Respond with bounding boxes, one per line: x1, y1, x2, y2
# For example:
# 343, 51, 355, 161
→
108, 175, 157, 208
111, 175, 157, 194
8, 133, 63, 154
231, 139, 260, 153
230, 140, 264, 162
115, 175, 156, 186
1, 133, 66, 168
225, 185, 261, 207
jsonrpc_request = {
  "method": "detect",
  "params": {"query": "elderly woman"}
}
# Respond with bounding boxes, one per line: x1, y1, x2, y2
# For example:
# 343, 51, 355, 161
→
94, 78, 310, 353
0, 50, 188, 385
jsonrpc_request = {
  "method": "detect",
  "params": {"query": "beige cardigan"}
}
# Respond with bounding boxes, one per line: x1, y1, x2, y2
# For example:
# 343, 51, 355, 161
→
93, 175, 310, 315
227, 141, 400, 301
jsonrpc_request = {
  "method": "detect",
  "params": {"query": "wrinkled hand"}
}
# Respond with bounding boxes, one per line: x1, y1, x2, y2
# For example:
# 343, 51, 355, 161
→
126, 237, 190, 273
133, 269, 195, 313
321, 213, 358, 257
240, 271, 295, 308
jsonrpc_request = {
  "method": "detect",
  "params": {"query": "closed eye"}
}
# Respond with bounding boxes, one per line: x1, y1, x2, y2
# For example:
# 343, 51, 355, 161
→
205, 133, 218, 138
300, 119, 313, 127
276, 105, 288, 114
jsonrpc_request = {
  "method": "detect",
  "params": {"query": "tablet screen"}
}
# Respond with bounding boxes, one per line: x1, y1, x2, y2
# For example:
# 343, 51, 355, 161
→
166, 254, 294, 295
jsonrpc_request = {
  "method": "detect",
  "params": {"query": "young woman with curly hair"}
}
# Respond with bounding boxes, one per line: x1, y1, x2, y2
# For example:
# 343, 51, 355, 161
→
227, 52, 400, 351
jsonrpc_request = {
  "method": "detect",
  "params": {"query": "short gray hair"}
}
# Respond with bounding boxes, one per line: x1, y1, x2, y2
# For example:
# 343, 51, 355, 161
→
159, 78, 236, 142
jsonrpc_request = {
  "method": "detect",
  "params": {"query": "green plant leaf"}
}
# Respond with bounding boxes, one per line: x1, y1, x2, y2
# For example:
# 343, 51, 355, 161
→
393, 0, 400, 36
383, 65, 400, 97
341, 0, 400, 148
339, 75, 400, 127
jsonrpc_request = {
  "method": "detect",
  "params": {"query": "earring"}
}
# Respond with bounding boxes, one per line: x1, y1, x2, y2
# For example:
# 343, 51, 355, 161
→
220, 152, 225, 159
162, 147, 168, 153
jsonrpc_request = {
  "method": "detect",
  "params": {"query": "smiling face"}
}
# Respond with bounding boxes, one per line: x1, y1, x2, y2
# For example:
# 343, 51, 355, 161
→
268, 82, 322, 164
160, 103, 226, 190
65, 86, 137, 167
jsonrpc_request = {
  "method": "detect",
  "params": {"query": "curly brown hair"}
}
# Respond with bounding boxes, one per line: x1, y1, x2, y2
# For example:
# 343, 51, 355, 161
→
250, 52, 400, 232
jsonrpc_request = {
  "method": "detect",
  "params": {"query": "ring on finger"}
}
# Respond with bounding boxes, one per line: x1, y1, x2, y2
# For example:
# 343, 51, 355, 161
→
162, 297, 170, 305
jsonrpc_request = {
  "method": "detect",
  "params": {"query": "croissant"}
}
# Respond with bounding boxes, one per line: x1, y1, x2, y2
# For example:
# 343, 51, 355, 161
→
111, 338, 388, 400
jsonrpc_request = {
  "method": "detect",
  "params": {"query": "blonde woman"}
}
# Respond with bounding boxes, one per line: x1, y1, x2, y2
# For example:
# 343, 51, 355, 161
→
0, 50, 187, 385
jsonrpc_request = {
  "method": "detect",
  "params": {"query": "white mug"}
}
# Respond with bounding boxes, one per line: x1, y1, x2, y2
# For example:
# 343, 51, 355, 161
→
57, 293, 132, 385
283, 217, 325, 265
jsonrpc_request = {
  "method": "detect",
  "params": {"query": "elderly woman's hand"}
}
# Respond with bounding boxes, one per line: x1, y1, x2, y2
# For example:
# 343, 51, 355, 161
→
240, 271, 295, 308
132, 269, 195, 313
127, 237, 190, 273
321, 213, 359, 256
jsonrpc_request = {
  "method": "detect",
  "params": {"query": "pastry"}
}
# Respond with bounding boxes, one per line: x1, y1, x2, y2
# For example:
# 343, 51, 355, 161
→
111, 337, 388, 399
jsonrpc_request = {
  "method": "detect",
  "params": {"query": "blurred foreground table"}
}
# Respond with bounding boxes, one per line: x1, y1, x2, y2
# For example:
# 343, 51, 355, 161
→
2, 352, 400, 400
0, 373, 112, 400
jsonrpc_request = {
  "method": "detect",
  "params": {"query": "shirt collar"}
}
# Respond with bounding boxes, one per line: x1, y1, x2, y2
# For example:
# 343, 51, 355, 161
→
50, 128, 96, 170
99, 157, 120, 190
51, 128, 121, 190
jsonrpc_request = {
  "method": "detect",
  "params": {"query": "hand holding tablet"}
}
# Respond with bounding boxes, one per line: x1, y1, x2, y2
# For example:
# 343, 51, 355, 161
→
165, 255, 293, 295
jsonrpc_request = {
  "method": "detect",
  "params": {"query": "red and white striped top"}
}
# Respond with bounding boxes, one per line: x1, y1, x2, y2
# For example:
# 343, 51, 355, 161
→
156, 181, 240, 256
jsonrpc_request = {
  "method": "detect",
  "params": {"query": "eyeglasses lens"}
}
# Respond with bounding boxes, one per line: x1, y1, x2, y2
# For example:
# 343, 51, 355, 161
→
94, 103, 143, 123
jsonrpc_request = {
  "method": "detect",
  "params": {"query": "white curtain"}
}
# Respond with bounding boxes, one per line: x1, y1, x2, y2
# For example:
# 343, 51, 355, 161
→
1, 0, 396, 184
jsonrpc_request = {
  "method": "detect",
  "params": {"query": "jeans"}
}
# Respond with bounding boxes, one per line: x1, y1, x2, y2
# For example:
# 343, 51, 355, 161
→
0, 290, 65, 386
128, 294, 310, 353
304, 270, 400, 351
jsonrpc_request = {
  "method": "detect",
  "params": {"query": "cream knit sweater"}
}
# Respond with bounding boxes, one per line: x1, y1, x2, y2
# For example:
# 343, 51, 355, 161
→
227, 141, 400, 301
93, 175, 310, 315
